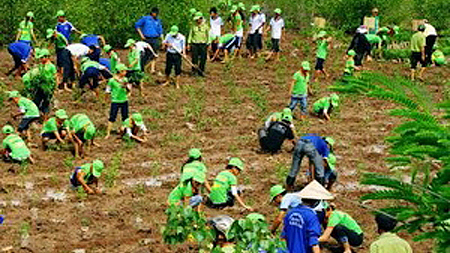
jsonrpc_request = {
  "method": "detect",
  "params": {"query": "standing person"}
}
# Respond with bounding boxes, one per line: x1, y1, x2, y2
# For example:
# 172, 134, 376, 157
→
268, 185, 302, 234
237, 2, 247, 24
55, 10, 82, 41
103, 45, 120, 74
162, 25, 186, 88
319, 204, 364, 253
209, 7, 223, 57
288, 61, 311, 119
1, 125, 33, 164
343, 50, 356, 76
423, 20, 437, 66
347, 26, 371, 68
69, 160, 104, 194
105, 64, 131, 139
16, 12, 37, 45
188, 12, 210, 77
135, 7, 163, 74
370, 214, 413, 253
314, 31, 332, 81
369, 8, 380, 34
230, 7, 244, 58
312, 94, 340, 121
9, 91, 40, 142
248, 5, 265, 58
410, 25, 426, 81
46, 29, 69, 88
69, 113, 97, 158
265, 8, 285, 61
6, 42, 32, 78
135, 40, 158, 73
41, 109, 70, 150
124, 39, 144, 92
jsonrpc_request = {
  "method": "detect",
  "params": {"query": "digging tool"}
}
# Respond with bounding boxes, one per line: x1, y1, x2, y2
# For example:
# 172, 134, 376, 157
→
170, 44, 204, 76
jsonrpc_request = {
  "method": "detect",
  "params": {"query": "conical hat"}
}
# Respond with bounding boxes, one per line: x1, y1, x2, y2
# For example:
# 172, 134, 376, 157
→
297, 180, 334, 200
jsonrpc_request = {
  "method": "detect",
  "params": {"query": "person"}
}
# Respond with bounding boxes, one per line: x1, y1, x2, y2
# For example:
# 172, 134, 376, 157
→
237, 2, 247, 25
120, 112, 148, 142
343, 50, 356, 76
432, 45, 446, 66
81, 34, 106, 62
162, 25, 186, 88
70, 160, 104, 194
423, 19, 437, 66
230, 6, 244, 58
6, 42, 32, 78
124, 39, 144, 92
365, 33, 382, 59
41, 109, 70, 150
269, 185, 302, 233
286, 135, 335, 187
324, 152, 338, 191
188, 12, 210, 77
16, 12, 37, 45
56, 10, 82, 41
259, 111, 296, 153
1, 125, 33, 164
248, 5, 265, 58
369, 8, 380, 35
105, 64, 131, 139
168, 171, 205, 209
207, 158, 253, 211
46, 29, 69, 88
66, 43, 90, 76
135, 7, 163, 74
288, 61, 311, 119
319, 204, 364, 253
314, 31, 332, 81
347, 26, 371, 68
370, 213, 413, 253
410, 25, 426, 81
209, 7, 224, 56
208, 215, 236, 251
79, 57, 110, 99
9, 91, 40, 141
69, 113, 97, 158
265, 8, 285, 62
135, 40, 158, 73
312, 93, 340, 121
210, 34, 239, 63
103, 45, 120, 74
180, 148, 211, 193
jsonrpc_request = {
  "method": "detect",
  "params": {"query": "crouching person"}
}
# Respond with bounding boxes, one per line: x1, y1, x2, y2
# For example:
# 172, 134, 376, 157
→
70, 159, 104, 194
120, 112, 147, 143
1, 125, 34, 164
69, 113, 97, 158
41, 109, 70, 150
167, 171, 206, 210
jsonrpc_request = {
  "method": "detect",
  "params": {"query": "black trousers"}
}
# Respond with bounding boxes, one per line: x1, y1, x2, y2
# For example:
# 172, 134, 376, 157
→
191, 43, 207, 75
425, 35, 437, 66
331, 225, 363, 247
109, 101, 129, 122
165, 52, 182, 76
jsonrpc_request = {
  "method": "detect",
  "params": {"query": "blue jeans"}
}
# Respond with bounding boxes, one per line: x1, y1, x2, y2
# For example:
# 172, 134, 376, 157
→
289, 95, 307, 115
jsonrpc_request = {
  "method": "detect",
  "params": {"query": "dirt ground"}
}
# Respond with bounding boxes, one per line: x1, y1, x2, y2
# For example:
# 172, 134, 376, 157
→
0, 32, 448, 252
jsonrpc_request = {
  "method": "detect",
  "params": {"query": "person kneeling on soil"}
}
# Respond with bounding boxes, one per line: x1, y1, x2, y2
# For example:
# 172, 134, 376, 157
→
210, 34, 240, 63
1, 125, 34, 164
167, 171, 206, 209
269, 184, 302, 234
180, 148, 211, 192
432, 45, 446, 66
207, 158, 253, 211
259, 111, 296, 154
208, 215, 236, 251
70, 159, 104, 194
312, 93, 339, 121
69, 113, 97, 158
9, 91, 40, 142
120, 113, 148, 143
343, 50, 356, 76
41, 109, 71, 150
319, 204, 364, 253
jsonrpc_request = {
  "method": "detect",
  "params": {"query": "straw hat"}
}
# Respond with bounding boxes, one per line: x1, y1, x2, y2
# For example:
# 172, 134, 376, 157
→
297, 180, 334, 200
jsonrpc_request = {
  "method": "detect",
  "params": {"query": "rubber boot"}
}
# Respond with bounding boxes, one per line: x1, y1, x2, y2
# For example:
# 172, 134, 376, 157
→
316, 177, 326, 186
286, 176, 296, 190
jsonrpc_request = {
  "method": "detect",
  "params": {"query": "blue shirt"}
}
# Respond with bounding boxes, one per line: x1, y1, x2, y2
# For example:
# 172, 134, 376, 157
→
56, 21, 75, 40
99, 58, 111, 71
135, 16, 163, 38
8, 42, 32, 62
81, 35, 100, 47
163, 33, 186, 54
301, 135, 330, 158
282, 205, 321, 253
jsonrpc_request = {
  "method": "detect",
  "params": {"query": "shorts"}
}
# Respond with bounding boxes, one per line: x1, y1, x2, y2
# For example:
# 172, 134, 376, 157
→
56, 48, 65, 68
165, 52, 182, 76
271, 38, 280, 53
411, 52, 425, 69
222, 37, 239, 52
18, 117, 39, 132
248, 33, 262, 51
79, 67, 100, 89
126, 70, 144, 86
75, 130, 87, 143
33, 88, 52, 114
206, 191, 236, 209
87, 47, 101, 62
145, 37, 160, 60
70, 167, 95, 187
60, 49, 75, 83
100, 69, 113, 79
315, 58, 325, 71
109, 101, 129, 122
141, 49, 153, 71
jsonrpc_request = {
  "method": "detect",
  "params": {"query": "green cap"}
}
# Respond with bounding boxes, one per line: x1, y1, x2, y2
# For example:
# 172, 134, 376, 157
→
38, 49, 50, 59
274, 8, 282, 14
84, 124, 96, 140
115, 64, 128, 72
347, 49, 356, 56
132, 113, 144, 126
46, 29, 55, 39
26, 12, 34, 18
55, 109, 68, 119
246, 213, 266, 222
282, 108, 292, 117
250, 5, 259, 12
80, 33, 87, 39
301, 61, 310, 71
124, 38, 136, 48
324, 137, 335, 147
230, 6, 238, 13
194, 12, 203, 20
269, 185, 286, 202
330, 94, 339, 107
317, 31, 327, 38
228, 157, 244, 171
283, 114, 293, 122
188, 148, 202, 159
2, 125, 14, 134
92, 159, 104, 177
103, 45, 112, 53
170, 25, 179, 35
56, 10, 65, 17
238, 2, 246, 10
8, 91, 20, 98
328, 153, 336, 171
189, 8, 197, 15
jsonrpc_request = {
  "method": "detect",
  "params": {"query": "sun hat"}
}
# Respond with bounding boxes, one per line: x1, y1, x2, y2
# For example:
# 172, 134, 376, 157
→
282, 107, 292, 117
301, 61, 310, 71
269, 185, 286, 202
238, 2, 246, 10
274, 8, 282, 14
2, 125, 14, 134
347, 49, 356, 56
8, 91, 20, 98
55, 109, 68, 119
84, 124, 96, 140
298, 180, 334, 200
26, 12, 34, 18
193, 12, 203, 21
92, 159, 104, 177
230, 6, 238, 13
38, 49, 50, 59
188, 148, 202, 159
124, 39, 136, 48
169, 25, 179, 35
317, 31, 327, 38
56, 10, 65, 17
132, 113, 144, 126
115, 64, 128, 72
330, 93, 339, 107
228, 157, 244, 171
103, 44, 112, 53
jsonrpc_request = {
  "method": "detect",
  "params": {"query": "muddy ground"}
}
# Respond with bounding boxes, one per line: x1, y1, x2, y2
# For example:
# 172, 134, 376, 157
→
0, 33, 448, 252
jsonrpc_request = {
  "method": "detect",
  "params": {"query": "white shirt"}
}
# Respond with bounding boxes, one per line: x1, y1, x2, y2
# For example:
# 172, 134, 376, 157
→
249, 13, 266, 34
279, 193, 302, 210
67, 43, 89, 57
210, 16, 223, 39
270, 17, 285, 39
424, 23, 437, 37
135, 41, 152, 53
126, 124, 147, 137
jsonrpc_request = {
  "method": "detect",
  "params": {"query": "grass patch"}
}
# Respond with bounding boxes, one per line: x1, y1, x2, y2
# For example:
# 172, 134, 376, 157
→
275, 161, 290, 182
183, 84, 205, 122
245, 88, 268, 117
104, 151, 122, 188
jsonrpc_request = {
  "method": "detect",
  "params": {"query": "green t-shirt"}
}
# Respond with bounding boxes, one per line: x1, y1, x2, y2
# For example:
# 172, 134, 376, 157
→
81, 60, 101, 72
41, 117, 69, 134
128, 49, 141, 71
107, 77, 129, 103
328, 210, 363, 234
316, 39, 328, 59
18, 20, 33, 41
79, 163, 94, 181
168, 184, 186, 205
433, 50, 446, 65
70, 114, 92, 133
110, 51, 119, 74
234, 14, 243, 33
219, 34, 235, 44
292, 72, 309, 96
313, 97, 331, 113
209, 170, 237, 204
18, 97, 40, 118
344, 59, 355, 75
365, 34, 382, 44
39, 63, 57, 94
2, 134, 31, 160
54, 32, 68, 49
411, 32, 426, 53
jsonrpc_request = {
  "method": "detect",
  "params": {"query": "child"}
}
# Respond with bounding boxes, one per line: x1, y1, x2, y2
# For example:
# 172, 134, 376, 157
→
56, 10, 82, 41
312, 94, 339, 121
288, 61, 311, 119
135, 40, 157, 73
180, 148, 211, 192
432, 45, 446, 66
120, 113, 148, 143
79, 57, 110, 99
124, 39, 144, 92
103, 45, 120, 74
6, 42, 32, 78
41, 109, 70, 150
1, 125, 33, 164
168, 171, 205, 209
410, 25, 426, 81
46, 29, 69, 86
80, 34, 106, 62
314, 31, 332, 81
210, 34, 239, 63
69, 113, 97, 158
70, 160, 104, 194
209, 7, 224, 57
344, 50, 356, 76
265, 8, 285, 61
16, 12, 37, 45
105, 64, 131, 139
32, 49, 57, 121
231, 7, 244, 58
162, 25, 186, 88
9, 91, 40, 141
